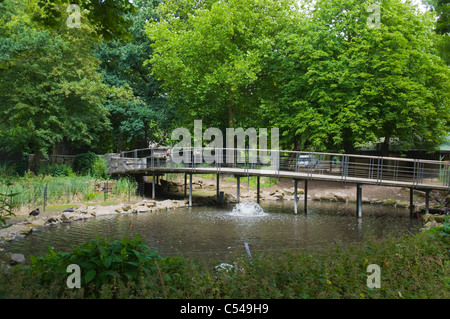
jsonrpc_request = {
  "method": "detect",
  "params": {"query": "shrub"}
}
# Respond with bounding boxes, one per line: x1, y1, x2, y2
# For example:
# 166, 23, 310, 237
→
91, 157, 109, 179
27, 235, 185, 297
72, 152, 98, 176
39, 163, 74, 177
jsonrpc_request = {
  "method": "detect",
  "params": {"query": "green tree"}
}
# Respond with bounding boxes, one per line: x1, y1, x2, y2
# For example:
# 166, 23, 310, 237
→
423, 0, 450, 65
97, 0, 174, 151
145, 0, 301, 131
0, 0, 134, 171
271, 0, 450, 153
26, 0, 137, 41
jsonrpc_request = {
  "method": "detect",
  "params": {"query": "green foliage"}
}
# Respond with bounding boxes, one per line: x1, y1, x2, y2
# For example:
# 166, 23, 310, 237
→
39, 163, 74, 177
0, 190, 17, 229
91, 157, 109, 180
146, 0, 300, 129
1, 229, 448, 298
28, 235, 185, 296
148, 0, 449, 153
97, 0, 173, 150
270, 0, 450, 152
27, 0, 137, 41
72, 152, 98, 176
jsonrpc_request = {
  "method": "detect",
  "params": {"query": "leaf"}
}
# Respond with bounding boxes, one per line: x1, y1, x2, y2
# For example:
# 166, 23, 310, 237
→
84, 269, 96, 284
102, 256, 113, 269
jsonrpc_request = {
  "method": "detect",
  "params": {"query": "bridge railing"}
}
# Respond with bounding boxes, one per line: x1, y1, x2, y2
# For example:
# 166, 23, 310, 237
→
106, 147, 450, 189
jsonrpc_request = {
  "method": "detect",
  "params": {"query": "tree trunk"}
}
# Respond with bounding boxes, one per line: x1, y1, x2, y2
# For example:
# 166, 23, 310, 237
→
381, 135, 390, 157
342, 128, 355, 154
29, 149, 44, 174
228, 105, 236, 127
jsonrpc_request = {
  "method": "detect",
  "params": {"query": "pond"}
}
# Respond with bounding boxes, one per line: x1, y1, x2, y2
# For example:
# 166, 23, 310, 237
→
4, 200, 420, 263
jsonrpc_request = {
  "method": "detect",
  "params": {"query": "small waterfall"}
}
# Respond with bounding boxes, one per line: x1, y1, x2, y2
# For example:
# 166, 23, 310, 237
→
230, 201, 266, 217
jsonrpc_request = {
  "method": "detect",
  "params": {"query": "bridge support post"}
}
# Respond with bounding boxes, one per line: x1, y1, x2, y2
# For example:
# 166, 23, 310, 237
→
189, 173, 193, 207
216, 174, 220, 204
293, 179, 298, 214
257, 176, 260, 204
152, 174, 156, 199
237, 176, 240, 202
304, 180, 308, 214
409, 188, 415, 216
425, 189, 430, 214
184, 173, 187, 198
356, 183, 362, 218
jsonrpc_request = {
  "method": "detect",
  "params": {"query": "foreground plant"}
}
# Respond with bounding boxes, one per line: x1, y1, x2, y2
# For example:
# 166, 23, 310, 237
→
27, 234, 185, 297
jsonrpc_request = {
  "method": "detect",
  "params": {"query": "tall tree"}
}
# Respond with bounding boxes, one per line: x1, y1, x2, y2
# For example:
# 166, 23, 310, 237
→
0, 0, 133, 170
26, 0, 137, 41
271, 0, 450, 153
97, 0, 173, 151
145, 0, 301, 132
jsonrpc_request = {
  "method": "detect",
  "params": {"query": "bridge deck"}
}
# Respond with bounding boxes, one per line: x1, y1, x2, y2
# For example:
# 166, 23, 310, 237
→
113, 166, 449, 191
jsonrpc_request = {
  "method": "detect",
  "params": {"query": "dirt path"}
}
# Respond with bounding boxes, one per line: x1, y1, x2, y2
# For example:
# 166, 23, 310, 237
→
185, 175, 423, 203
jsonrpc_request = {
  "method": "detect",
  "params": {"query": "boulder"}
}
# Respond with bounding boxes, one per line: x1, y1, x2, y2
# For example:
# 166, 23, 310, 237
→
122, 205, 132, 211
29, 218, 46, 228
61, 212, 72, 222
46, 216, 61, 224
333, 192, 348, 203
10, 253, 25, 265
137, 206, 151, 213
271, 193, 284, 200
146, 201, 157, 207
434, 214, 446, 223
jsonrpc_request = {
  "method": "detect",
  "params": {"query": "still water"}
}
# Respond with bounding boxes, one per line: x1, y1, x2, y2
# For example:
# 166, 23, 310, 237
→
4, 201, 420, 263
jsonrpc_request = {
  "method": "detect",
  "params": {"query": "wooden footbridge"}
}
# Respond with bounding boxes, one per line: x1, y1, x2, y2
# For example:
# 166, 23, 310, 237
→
106, 147, 450, 216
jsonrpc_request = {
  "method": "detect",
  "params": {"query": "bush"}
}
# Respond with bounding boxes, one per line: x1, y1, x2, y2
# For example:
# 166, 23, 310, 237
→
39, 163, 74, 177
27, 235, 185, 297
91, 157, 109, 179
72, 152, 98, 176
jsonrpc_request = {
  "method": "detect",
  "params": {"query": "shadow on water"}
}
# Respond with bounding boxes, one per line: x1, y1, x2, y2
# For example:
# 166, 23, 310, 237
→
3, 200, 420, 263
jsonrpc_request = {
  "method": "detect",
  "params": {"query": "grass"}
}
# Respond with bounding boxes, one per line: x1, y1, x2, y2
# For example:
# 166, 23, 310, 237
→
0, 175, 138, 215
224, 176, 278, 188
0, 228, 448, 299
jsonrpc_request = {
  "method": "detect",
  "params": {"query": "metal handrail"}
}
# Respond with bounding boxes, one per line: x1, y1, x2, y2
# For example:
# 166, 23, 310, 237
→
107, 147, 450, 189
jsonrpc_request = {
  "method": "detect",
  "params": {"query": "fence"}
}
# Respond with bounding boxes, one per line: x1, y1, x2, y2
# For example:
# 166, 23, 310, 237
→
107, 147, 450, 189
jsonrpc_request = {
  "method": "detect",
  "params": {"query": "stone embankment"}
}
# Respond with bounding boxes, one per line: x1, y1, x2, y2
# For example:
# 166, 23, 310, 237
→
0, 199, 189, 248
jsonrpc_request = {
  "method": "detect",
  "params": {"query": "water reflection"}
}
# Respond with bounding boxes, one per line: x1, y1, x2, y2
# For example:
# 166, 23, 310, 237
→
4, 200, 420, 262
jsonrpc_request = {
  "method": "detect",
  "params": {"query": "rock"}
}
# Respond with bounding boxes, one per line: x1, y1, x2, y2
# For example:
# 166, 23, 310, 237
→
382, 199, 397, 206
29, 218, 46, 228
10, 253, 25, 265
423, 220, 440, 229
422, 214, 443, 223
137, 206, 151, 213
146, 201, 157, 207
396, 201, 410, 208
271, 193, 284, 200
333, 192, 348, 203
46, 216, 61, 224
122, 205, 132, 211
61, 212, 72, 222
434, 214, 445, 223
282, 188, 295, 196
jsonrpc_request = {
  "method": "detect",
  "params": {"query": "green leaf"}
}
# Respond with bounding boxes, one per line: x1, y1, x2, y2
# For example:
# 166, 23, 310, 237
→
84, 269, 96, 284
